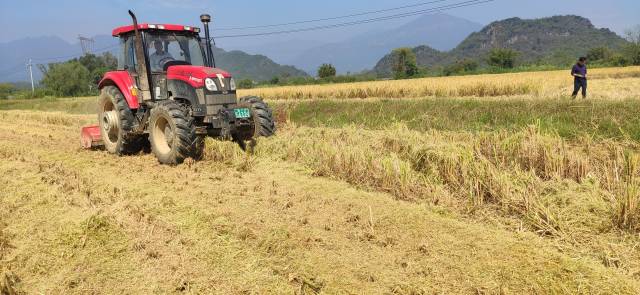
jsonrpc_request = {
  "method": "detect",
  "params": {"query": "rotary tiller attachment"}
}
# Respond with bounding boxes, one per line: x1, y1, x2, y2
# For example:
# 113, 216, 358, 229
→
81, 125, 104, 149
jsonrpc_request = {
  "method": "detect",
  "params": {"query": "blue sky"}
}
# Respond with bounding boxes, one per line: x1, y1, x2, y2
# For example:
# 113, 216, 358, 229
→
1, 0, 639, 45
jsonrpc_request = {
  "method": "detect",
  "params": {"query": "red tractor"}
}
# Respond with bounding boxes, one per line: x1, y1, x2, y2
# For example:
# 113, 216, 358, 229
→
81, 11, 275, 165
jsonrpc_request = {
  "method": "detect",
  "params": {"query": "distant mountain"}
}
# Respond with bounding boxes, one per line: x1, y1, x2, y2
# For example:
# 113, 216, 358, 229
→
213, 47, 309, 81
374, 15, 630, 77
287, 13, 483, 75
0, 36, 307, 83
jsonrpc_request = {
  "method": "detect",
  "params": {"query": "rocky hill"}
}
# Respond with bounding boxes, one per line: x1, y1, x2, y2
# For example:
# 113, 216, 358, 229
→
374, 15, 629, 77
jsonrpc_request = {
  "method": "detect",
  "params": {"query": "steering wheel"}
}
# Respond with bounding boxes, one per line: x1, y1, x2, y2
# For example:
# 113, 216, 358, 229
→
157, 56, 175, 70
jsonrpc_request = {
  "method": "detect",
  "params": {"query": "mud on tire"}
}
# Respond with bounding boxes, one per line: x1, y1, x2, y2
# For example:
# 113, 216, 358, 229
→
149, 100, 204, 165
98, 86, 147, 155
240, 96, 276, 137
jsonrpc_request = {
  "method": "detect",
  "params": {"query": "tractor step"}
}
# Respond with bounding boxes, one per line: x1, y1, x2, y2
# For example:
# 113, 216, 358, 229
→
81, 125, 104, 149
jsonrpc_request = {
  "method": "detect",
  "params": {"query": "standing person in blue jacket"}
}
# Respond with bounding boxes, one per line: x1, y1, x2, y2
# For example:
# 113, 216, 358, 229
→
571, 57, 588, 99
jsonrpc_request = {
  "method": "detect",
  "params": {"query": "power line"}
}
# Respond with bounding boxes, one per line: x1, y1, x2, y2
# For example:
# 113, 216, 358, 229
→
215, 0, 495, 39
214, 0, 452, 31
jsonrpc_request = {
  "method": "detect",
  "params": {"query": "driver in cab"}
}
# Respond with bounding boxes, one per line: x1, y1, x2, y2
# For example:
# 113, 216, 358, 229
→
149, 40, 173, 71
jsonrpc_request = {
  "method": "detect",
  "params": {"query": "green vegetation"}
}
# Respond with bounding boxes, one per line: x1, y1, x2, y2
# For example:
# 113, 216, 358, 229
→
40, 61, 92, 97
623, 26, 640, 65
280, 98, 640, 141
442, 58, 478, 76
391, 47, 419, 79
0, 83, 15, 99
317, 63, 337, 78
5, 94, 640, 142
237, 78, 254, 89
0, 82, 52, 100
587, 46, 613, 62
487, 48, 519, 69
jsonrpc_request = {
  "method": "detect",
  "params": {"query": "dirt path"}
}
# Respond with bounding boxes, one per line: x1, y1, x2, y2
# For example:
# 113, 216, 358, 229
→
0, 110, 638, 294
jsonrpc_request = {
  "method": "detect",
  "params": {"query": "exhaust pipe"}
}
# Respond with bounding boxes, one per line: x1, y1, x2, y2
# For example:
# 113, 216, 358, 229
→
200, 14, 216, 68
128, 10, 153, 102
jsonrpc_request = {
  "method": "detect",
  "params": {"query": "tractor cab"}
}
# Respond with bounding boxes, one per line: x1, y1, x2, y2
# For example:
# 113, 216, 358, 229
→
81, 11, 276, 165
114, 24, 207, 73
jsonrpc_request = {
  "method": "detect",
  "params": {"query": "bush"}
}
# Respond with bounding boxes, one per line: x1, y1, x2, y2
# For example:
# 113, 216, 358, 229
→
41, 61, 92, 97
586, 47, 613, 62
487, 48, 520, 69
392, 48, 419, 79
607, 54, 631, 67
318, 63, 337, 78
238, 79, 254, 89
11, 88, 51, 99
0, 83, 16, 99
443, 59, 479, 76
623, 44, 640, 66
624, 26, 640, 65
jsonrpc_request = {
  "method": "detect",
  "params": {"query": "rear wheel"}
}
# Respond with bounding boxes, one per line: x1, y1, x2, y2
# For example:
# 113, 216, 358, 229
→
240, 96, 276, 137
149, 101, 204, 165
98, 86, 146, 155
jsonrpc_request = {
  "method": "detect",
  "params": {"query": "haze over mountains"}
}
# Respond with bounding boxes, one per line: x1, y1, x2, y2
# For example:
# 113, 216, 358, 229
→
235, 14, 483, 74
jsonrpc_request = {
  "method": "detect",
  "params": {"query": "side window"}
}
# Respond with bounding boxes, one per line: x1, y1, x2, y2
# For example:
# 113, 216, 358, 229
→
123, 36, 137, 71
117, 38, 126, 70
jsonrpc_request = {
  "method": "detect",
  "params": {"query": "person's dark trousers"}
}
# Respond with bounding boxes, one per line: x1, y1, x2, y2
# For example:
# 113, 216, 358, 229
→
572, 77, 587, 99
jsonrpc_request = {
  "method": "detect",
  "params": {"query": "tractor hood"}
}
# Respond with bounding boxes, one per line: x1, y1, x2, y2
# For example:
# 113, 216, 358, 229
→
167, 65, 232, 88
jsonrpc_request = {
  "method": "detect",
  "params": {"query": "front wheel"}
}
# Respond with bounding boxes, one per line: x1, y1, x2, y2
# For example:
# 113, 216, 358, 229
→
149, 101, 204, 165
240, 96, 276, 137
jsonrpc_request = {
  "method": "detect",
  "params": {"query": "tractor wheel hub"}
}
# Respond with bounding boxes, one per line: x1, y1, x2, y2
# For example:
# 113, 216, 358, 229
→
102, 111, 118, 133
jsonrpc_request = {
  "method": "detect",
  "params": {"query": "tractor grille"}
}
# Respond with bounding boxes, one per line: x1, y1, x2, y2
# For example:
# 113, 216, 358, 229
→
205, 93, 237, 115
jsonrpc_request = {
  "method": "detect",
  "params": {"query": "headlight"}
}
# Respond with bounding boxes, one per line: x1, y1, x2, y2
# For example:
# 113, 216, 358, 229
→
205, 78, 218, 91
229, 78, 236, 91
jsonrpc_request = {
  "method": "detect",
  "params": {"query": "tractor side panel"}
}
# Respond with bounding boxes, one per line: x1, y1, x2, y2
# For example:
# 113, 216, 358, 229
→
98, 71, 140, 109
167, 80, 206, 116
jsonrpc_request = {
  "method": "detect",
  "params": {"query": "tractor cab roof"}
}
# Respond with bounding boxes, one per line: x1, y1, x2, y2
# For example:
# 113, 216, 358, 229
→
112, 24, 200, 37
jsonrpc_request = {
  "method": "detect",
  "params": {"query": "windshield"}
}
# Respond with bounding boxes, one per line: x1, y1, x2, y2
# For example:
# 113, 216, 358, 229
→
145, 32, 205, 72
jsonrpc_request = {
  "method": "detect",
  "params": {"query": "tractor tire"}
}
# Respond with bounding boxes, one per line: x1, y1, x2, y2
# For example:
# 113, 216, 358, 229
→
98, 86, 147, 155
240, 96, 276, 137
149, 100, 204, 165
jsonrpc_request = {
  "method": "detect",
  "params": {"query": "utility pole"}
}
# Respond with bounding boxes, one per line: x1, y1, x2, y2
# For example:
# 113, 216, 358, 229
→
26, 59, 34, 93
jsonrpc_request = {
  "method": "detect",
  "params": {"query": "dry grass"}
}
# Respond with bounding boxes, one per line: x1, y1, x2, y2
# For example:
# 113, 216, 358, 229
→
239, 66, 640, 100
0, 110, 638, 294
256, 123, 640, 275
